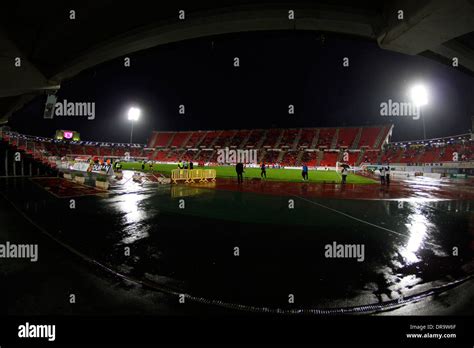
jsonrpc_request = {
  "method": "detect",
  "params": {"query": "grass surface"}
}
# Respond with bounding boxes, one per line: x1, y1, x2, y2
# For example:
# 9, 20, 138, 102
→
120, 162, 376, 184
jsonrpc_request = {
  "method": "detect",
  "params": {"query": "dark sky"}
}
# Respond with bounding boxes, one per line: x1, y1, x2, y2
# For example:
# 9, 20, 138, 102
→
9, 30, 474, 144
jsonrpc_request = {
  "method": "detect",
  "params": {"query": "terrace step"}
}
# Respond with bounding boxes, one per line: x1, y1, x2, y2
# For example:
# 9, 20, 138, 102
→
292, 129, 302, 150
351, 128, 363, 149
376, 149, 384, 163
260, 149, 267, 163
394, 149, 404, 163
277, 150, 285, 163
206, 150, 216, 163
296, 150, 305, 166
330, 129, 339, 149
195, 131, 208, 148
166, 133, 176, 148
149, 133, 157, 148
192, 150, 201, 161
224, 130, 237, 148
310, 129, 320, 149
356, 149, 365, 166
150, 148, 160, 160
256, 129, 268, 149
209, 130, 223, 148
240, 130, 252, 148
373, 126, 387, 149
337, 150, 344, 163
316, 151, 324, 166
181, 132, 194, 148
273, 129, 285, 148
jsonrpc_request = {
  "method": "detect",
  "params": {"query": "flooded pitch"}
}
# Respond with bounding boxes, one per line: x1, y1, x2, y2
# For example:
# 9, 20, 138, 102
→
1, 171, 473, 313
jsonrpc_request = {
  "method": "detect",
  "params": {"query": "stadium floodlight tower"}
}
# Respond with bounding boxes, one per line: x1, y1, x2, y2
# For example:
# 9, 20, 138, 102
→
127, 107, 141, 146
409, 84, 429, 140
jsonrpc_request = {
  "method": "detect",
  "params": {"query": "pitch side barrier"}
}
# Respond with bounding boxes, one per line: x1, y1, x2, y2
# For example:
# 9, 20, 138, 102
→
171, 169, 216, 184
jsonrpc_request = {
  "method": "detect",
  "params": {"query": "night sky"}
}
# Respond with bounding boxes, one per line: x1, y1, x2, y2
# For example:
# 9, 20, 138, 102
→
8, 31, 474, 144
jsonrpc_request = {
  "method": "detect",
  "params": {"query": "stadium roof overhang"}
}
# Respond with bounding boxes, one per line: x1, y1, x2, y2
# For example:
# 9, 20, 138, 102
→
1, 0, 473, 123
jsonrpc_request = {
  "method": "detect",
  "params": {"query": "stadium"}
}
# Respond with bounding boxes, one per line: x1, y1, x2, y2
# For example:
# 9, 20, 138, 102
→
1, 0, 474, 345
2, 121, 474, 313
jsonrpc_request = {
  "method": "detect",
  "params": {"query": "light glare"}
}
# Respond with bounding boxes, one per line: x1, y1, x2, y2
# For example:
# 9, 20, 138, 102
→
128, 107, 141, 121
410, 85, 428, 107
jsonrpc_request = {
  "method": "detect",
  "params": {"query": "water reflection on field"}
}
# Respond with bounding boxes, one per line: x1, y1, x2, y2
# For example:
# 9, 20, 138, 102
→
1, 174, 472, 309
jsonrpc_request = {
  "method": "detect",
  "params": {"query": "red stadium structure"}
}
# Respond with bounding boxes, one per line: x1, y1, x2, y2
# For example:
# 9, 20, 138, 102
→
1, 124, 474, 177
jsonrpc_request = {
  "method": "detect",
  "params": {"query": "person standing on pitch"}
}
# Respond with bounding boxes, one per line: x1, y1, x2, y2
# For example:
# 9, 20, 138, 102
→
385, 165, 390, 186
189, 161, 194, 170
236, 162, 244, 184
302, 163, 309, 181
341, 166, 348, 184
379, 166, 386, 185
260, 162, 267, 179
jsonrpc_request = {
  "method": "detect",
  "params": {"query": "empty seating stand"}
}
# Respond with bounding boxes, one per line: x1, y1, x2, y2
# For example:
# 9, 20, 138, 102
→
150, 132, 174, 148
21, 125, 474, 170
359, 127, 382, 148
337, 128, 359, 148
317, 128, 336, 148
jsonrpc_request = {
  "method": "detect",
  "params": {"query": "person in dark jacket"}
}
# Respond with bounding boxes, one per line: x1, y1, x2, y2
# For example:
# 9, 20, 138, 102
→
302, 163, 309, 181
236, 162, 244, 184
341, 166, 348, 184
260, 162, 267, 179
385, 165, 391, 186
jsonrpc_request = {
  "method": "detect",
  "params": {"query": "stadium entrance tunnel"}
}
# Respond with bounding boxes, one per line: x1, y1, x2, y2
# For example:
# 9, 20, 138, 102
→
1, 171, 473, 314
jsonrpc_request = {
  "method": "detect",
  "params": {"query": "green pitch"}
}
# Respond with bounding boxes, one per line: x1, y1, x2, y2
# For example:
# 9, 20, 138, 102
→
120, 162, 376, 184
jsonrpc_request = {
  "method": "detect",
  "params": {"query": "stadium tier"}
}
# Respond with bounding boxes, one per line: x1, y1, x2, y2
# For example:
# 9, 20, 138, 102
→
299, 129, 316, 148
186, 131, 205, 148
207, 131, 222, 146
279, 129, 299, 148
169, 132, 190, 147
245, 129, 265, 147
262, 150, 281, 163
229, 130, 249, 147
149, 125, 392, 150
2, 125, 474, 168
147, 125, 394, 166
214, 130, 236, 147
317, 128, 336, 148
320, 152, 339, 167
281, 150, 299, 166
337, 127, 359, 148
